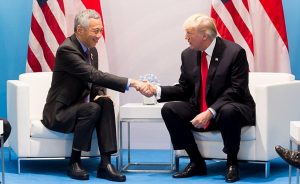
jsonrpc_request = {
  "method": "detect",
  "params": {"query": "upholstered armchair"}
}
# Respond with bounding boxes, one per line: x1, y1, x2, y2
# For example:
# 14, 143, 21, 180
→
175, 72, 300, 177
7, 72, 120, 173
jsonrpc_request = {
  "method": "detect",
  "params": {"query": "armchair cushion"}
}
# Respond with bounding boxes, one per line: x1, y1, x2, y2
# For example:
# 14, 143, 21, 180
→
31, 120, 74, 140
7, 72, 120, 161
193, 126, 255, 142
176, 72, 300, 163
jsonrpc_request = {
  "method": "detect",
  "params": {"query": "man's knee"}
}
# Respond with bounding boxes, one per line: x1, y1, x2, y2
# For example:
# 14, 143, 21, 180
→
161, 102, 176, 118
218, 104, 237, 119
86, 102, 101, 118
3, 119, 11, 135
95, 97, 114, 108
217, 104, 242, 128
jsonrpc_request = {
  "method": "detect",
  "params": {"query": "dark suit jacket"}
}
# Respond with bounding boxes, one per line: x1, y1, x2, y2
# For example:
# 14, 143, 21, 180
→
159, 37, 256, 125
42, 34, 128, 133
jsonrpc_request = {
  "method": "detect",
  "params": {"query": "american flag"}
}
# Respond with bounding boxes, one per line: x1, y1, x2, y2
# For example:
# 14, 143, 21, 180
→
26, 0, 109, 72
211, 0, 290, 73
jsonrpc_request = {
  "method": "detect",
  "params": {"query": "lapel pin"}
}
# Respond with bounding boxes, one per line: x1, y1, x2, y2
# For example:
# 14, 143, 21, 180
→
215, 58, 219, 61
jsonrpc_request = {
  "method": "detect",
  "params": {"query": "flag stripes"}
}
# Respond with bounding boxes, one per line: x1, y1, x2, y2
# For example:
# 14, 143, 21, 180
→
27, 0, 109, 73
41, 2, 66, 44
222, 0, 254, 54
30, 14, 55, 70
259, 0, 288, 49
27, 0, 66, 72
211, 0, 255, 70
211, 0, 290, 73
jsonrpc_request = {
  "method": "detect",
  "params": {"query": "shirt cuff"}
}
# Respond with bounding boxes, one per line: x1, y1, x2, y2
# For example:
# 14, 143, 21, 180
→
155, 85, 161, 100
208, 108, 216, 118
126, 79, 131, 91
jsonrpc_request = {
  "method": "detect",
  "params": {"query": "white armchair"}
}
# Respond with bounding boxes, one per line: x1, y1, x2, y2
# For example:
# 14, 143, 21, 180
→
175, 72, 300, 177
7, 72, 120, 173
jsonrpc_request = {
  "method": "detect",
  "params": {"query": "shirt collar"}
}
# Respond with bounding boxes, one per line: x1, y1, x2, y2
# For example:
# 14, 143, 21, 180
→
76, 36, 88, 53
204, 37, 216, 57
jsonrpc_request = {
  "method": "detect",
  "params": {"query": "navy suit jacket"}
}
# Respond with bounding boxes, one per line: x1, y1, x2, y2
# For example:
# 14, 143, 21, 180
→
159, 37, 256, 125
42, 34, 128, 133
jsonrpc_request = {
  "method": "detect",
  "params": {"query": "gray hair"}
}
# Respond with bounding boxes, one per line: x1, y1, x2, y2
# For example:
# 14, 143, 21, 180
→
74, 9, 101, 32
183, 14, 218, 39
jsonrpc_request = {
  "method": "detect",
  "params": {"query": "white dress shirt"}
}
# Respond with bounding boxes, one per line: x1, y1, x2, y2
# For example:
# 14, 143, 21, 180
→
155, 38, 217, 117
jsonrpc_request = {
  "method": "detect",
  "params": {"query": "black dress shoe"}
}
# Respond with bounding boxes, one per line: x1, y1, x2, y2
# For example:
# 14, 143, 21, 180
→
225, 165, 240, 183
67, 162, 89, 180
97, 163, 126, 182
172, 162, 207, 178
275, 145, 300, 168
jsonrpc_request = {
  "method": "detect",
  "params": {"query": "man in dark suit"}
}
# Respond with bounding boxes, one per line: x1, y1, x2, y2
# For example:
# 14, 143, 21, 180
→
142, 14, 255, 183
0, 118, 11, 146
42, 9, 144, 182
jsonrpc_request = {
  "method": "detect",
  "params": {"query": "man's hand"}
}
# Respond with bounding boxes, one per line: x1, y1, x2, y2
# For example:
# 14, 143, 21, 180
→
130, 79, 157, 97
191, 110, 213, 129
139, 81, 157, 97
129, 79, 142, 90
93, 95, 110, 101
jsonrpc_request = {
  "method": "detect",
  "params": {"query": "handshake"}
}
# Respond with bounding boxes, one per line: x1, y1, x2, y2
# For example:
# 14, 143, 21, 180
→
130, 79, 157, 97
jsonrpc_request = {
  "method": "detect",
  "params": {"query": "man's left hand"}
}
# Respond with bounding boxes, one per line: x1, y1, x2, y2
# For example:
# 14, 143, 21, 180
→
191, 110, 213, 129
93, 95, 111, 101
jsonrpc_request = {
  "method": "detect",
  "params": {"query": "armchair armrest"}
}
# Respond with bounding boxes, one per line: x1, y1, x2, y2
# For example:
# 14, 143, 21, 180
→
254, 81, 300, 160
7, 80, 31, 157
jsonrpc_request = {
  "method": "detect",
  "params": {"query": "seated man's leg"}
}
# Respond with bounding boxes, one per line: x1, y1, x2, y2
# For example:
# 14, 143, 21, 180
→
68, 102, 101, 180
0, 118, 11, 144
215, 103, 248, 183
161, 101, 207, 178
93, 97, 126, 182
94, 97, 117, 155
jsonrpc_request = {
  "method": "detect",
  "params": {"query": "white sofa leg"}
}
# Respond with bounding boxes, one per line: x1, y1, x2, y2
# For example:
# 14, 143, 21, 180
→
265, 161, 270, 178
175, 156, 180, 171
115, 155, 119, 170
17, 158, 21, 174
8, 148, 11, 161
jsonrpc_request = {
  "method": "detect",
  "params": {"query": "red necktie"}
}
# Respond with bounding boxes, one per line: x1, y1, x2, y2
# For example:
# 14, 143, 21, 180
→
200, 51, 210, 129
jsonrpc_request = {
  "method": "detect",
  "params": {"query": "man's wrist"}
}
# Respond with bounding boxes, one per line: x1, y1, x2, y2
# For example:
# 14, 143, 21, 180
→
208, 108, 216, 118
155, 85, 161, 99
129, 79, 140, 88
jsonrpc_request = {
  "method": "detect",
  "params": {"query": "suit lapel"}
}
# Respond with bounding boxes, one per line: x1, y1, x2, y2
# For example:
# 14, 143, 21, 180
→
90, 48, 98, 69
70, 34, 86, 57
206, 37, 224, 94
70, 34, 94, 65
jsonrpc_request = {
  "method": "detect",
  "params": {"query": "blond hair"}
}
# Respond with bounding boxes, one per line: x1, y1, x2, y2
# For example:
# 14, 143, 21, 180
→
183, 14, 217, 39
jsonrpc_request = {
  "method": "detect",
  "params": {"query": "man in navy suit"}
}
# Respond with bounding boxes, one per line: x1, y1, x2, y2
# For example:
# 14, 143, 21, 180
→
43, 9, 145, 182
143, 14, 255, 183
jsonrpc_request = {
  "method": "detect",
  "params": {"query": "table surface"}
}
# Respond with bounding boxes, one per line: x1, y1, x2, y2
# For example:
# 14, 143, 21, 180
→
120, 103, 164, 119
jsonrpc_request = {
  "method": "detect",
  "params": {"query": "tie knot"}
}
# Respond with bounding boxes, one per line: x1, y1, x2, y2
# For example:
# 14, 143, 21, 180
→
202, 51, 207, 57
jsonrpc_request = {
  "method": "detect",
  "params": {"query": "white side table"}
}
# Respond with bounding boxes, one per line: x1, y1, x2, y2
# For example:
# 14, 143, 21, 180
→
119, 103, 174, 172
289, 121, 300, 184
